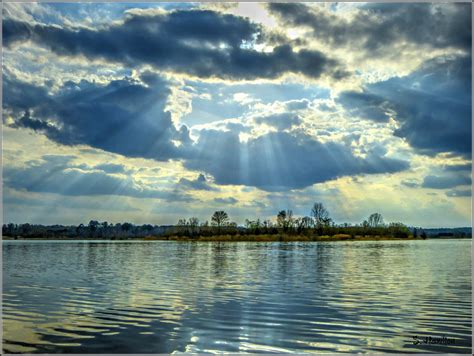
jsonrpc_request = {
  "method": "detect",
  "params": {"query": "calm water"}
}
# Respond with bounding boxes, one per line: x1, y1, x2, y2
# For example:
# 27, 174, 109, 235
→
2, 239, 472, 353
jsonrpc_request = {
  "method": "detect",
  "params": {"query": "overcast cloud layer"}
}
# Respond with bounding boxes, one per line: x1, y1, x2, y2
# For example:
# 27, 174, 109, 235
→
2, 2, 471, 227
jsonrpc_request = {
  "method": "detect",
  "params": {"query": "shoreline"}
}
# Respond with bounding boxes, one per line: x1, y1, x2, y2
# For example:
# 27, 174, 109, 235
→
2, 235, 470, 242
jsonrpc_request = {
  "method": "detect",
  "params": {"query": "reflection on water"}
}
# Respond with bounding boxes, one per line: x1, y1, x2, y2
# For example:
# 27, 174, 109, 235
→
2, 240, 471, 353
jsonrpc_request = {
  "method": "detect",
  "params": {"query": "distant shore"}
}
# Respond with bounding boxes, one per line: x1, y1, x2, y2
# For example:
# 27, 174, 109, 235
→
2, 234, 470, 242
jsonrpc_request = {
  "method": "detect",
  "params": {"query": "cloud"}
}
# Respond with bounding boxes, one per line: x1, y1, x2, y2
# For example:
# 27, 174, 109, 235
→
4, 70, 412, 194
338, 55, 472, 157
3, 9, 347, 80
284, 99, 310, 111
417, 163, 471, 190
317, 102, 335, 112
268, 3, 471, 53
254, 112, 302, 130
442, 163, 472, 172
184, 130, 409, 191
3, 188, 141, 212
178, 173, 217, 191
401, 179, 419, 188
446, 189, 471, 198
422, 174, 471, 189
3, 17, 33, 47
3, 72, 191, 161
179, 80, 327, 127
93, 163, 129, 174
222, 122, 251, 133
213, 197, 238, 205
3, 155, 194, 202
338, 91, 393, 122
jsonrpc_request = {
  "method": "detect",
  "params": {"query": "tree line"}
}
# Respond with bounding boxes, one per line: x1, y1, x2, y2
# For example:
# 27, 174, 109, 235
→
3, 202, 417, 239
170, 203, 413, 238
2, 221, 170, 239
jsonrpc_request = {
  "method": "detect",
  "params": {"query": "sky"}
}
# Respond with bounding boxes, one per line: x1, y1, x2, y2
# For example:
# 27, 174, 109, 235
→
2, 2, 472, 227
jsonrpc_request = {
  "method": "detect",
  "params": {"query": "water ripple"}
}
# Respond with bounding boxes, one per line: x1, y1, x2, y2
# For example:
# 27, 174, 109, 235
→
2, 239, 471, 353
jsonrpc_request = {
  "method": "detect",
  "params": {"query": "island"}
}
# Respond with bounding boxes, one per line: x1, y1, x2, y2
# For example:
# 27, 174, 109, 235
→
3, 202, 471, 242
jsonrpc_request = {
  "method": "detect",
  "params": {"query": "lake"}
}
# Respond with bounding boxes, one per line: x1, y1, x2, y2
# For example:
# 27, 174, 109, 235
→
2, 239, 471, 353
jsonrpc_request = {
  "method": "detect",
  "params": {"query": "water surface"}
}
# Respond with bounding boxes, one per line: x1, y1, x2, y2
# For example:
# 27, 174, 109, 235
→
2, 239, 471, 353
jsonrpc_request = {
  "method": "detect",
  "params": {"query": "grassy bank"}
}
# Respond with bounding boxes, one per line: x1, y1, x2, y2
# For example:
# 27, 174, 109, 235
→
3, 234, 423, 242
142, 234, 424, 242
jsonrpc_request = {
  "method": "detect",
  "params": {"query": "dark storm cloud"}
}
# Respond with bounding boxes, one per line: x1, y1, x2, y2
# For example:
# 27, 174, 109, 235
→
338, 55, 472, 157
3, 72, 190, 161
3, 155, 194, 202
268, 2, 471, 53
11, 110, 63, 137
2, 18, 32, 47
254, 113, 302, 130
2, 75, 52, 110
178, 174, 217, 191
184, 130, 409, 191
3, 9, 346, 80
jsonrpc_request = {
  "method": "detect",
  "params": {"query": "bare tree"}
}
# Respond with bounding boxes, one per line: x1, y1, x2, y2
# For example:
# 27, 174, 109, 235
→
263, 219, 273, 230
311, 202, 330, 228
245, 219, 252, 229
286, 210, 294, 230
301, 216, 313, 229
211, 211, 229, 230
277, 210, 294, 232
188, 217, 199, 236
277, 210, 287, 228
368, 213, 384, 227
188, 217, 199, 227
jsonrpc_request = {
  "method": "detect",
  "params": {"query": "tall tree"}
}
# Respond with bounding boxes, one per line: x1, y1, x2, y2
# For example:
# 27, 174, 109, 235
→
188, 217, 199, 228
368, 213, 384, 227
311, 202, 330, 228
177, 218, 187, 226
188, 217, 200, 236
277, 210, 287, 228
211, 211, 229, 231
122, 222, 133, 232
88, 220, 99, 232
277, 210, 294, 232
301, 216, 313, 229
